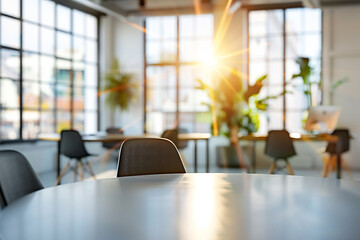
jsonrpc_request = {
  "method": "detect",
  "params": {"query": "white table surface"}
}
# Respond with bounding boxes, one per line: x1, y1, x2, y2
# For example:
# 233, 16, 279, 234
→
1, 173, 360, 240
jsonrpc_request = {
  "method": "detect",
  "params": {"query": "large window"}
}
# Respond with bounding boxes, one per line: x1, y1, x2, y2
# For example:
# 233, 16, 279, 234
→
0, 0, 99, 140
248, 8, 322, 133
145, 14, 213, 134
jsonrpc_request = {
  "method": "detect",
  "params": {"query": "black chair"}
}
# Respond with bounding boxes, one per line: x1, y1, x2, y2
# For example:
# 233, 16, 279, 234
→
102, 127, 124, 150
265, 130, 296, 175
323, 129, 352, 178
0, 150, 43, 208
117, 138, 186, 177
56, 130, 96, 185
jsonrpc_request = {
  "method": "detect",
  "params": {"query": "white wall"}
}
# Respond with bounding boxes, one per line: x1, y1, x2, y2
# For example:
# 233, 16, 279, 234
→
322, 5, 360, 169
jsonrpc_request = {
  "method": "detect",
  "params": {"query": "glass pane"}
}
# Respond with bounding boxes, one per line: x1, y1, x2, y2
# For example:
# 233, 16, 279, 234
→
146, 88, 176, 112
179, 65, 203, 88
40, 0, 54, 27
179, 39, 194, 62
268, 36, 283, 59
73, 87, 84, 110
268, 111, 283, 130
195, 14, 213, 37
1, 0, 20, 17
249, 60, 266, 85
249, 37, 267, 60
179, 15, 194, 38
286, 110, 304, 133
195, 39, 213, 62
56, 59, 71, 84
86, 14, 97, 39
23, 0, 39, 23
146, 66, 176, 88
286, 8, 303, 33
73, 10, 85, 36
84, 111, 97, 134
56, 85, 71, 110
1, 49, 20, 79
0, 110, 20, 140
304, 9, 321, 32
267, 87, 284, 110
86, 40, 97, 63
268, 60, 283, 86
40, 83, 55, 110
146, 112, 175, 134
0, 79, 20, 108
56, 111, 71, 133
1, 17, 20, 48
84, 64, 97, 87
56, 32, 71, 59
179, 88, 209, 112
84, 88, 97, 111
74, 111, 84, 132
40, 111, 55, 133
73, 62, 85, 86
249, 10, 283, 37
40, 56, 55, 83
40, 27, 54, 54
146, 41, 161, 63
161, 40, 176, 62
23, 111, 40, 139
23, 21, 40, 52
162, 16, 176, 39
286, 84, 308, 110
286, 34, 321, 59
56, 5, 71, 32
23, 81, 40, 109
73, 36, 85, 61
23, 53, 39, 80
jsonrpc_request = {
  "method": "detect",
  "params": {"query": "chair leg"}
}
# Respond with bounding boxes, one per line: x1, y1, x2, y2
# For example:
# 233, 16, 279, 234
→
86, 162, 96, 179
322, 156, 330, 178
56, 162, 70, 186
286, 160, 294, 175
269, 161, 276, 174
78, 162, 84, 181
74, 162, 78, 182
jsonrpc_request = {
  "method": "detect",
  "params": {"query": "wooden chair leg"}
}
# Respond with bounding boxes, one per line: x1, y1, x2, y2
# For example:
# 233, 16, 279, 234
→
322, 156, 330, 178
286, 161, 294, 175
56, 162, 70, 186
269, 162, 276, 174
78, 162, 84, 181
86, 162, 96, 179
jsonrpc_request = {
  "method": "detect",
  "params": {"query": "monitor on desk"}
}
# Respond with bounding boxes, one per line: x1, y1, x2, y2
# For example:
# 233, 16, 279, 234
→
304, 106, 340, 133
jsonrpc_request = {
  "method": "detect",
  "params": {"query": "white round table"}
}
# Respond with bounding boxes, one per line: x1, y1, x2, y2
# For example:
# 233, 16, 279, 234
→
1, 173, 360, 240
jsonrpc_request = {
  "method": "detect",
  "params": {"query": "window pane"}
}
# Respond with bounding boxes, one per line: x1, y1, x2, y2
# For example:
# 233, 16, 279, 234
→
56, 59, 71, 84
73, 10, 85, 36
41, 84, 55, 110
40, 56, 55, 83
84, 88, 97, 111
86, 14, 97, 39
23, 23, 39, 52
40, 111, 55, 133
23, 53, 39, 80
286, 8, 303, 34
41, 27, 54, 54
73, 87, 84, 110
86, 40, 97, 63
23, 110, 40, 139
74, 111, 84, 132
56, 32, 71, 59
23, 0, 39, 23
56, 85, 71, 110
40, 0, 54, 27
56, 111, 71, 132
179, 15, 194, 38
304, 9, 321, 32
286, 34, 321, 59
23, 81, 40, 109
1, 17, 20, 48
268, 111, 283, 130
56, 5, 71, 32
146, 41, 161, 63
84, 111, 97, 134
0, 79, 20, 108
286, 110, 304, 133
1, 0, 20, 17
73, 36, 85, 61
84, 64, 97, 87
1, 49, 20, 79
73, 62, 85, 86
162, 16, 177, 39
0, 110, 20, 140
146, 66, 176, 88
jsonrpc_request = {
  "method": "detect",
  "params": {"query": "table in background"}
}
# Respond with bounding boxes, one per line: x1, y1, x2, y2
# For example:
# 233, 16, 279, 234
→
38, 132, 211, 179
1, 173, 360, 240
239, 133, 341, 178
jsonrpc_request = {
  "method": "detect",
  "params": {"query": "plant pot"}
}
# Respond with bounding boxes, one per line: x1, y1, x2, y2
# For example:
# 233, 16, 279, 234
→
216, 145, 242, 168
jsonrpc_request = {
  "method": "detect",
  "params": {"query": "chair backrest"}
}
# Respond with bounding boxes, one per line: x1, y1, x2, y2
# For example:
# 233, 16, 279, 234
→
161, 129, 179, 147
60, 130, 89, 159
103, 127, 124, 149
265, 130, 296, 159
117, 138, 186, 177
326, 128, 350, 154
0, 150, 43, 207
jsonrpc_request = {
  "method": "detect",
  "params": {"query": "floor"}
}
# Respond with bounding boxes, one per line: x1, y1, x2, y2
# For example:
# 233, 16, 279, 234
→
38, 152, 360, 188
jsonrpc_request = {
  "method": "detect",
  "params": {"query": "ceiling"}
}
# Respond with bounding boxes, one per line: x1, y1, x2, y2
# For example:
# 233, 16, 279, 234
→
91, 0, 360, 16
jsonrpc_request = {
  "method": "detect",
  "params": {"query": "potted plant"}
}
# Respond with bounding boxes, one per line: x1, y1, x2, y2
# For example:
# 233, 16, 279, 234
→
197, 68, 280, 169
102, 58, 138, 130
